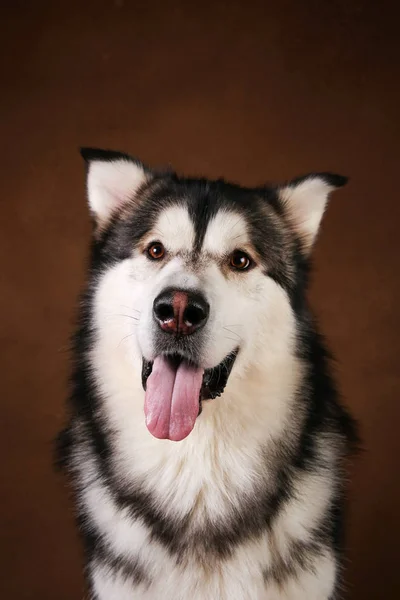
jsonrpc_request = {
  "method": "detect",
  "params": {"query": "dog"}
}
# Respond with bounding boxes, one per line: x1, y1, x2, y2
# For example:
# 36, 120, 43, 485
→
56, 148, 358, 599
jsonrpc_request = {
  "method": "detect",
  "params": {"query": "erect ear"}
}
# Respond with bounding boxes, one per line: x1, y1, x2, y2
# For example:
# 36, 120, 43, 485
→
277, 173, 348, 254
80, 147, 149, 226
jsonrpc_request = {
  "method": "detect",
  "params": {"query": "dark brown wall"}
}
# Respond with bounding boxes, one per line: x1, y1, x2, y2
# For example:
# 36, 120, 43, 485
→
1, 1, 399, 598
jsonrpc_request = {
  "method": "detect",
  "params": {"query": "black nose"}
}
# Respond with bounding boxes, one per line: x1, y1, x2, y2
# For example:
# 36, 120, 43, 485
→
153, 288, 209, 335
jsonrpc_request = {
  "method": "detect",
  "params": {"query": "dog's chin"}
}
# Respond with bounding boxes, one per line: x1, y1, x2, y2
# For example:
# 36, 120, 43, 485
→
141, 349, 239, 408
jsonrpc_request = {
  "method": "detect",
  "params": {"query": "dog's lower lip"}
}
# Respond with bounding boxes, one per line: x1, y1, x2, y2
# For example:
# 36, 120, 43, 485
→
141, 349, 239, 400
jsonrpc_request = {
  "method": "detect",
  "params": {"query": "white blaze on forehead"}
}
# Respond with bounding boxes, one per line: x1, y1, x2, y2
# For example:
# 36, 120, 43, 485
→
203, 210, 249, 255
148, 205, 195, 253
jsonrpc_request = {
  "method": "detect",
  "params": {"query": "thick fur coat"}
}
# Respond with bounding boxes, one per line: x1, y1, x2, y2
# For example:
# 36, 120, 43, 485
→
57, 148, 357, 600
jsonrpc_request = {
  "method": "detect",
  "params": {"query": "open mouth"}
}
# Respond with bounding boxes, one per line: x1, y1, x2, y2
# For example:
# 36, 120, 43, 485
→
141, 349, 238, 442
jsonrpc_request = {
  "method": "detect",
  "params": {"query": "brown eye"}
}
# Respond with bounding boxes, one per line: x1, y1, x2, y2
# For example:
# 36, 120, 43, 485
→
230, 250, 252, 271
147, 242, 165, 260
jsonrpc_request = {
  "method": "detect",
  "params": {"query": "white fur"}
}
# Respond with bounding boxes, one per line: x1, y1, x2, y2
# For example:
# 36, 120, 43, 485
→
84, 458, 336, 599
203, 209, 250, 255
273, 470, 335, 557
78, 447, 170, 571
279, 176, 336, 252
84, 203, 337, 598
267, 551, 336, 600
144, 205, 195, 254
86, 158, 147, 224
91, 560, 147, 600
89, 523, 335, 599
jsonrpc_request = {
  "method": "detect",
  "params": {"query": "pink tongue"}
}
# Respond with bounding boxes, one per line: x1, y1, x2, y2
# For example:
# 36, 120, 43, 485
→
144, 356, 204, 441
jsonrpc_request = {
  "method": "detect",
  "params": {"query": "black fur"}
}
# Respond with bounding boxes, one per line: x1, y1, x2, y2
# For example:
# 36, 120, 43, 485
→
80, 146, 147, 170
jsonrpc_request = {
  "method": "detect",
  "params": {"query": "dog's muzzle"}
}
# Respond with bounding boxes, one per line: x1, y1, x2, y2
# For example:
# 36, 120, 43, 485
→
142, 286, 239, 441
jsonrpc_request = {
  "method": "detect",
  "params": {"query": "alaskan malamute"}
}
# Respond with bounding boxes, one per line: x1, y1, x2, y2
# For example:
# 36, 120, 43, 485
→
57, 148, 357, 599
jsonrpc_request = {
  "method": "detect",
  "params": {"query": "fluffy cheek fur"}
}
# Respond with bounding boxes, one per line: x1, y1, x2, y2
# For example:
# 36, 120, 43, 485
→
92, 256, 296, 380
199, 263, 296, 373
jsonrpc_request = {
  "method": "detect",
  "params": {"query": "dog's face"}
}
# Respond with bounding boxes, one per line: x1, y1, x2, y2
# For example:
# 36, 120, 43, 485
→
82, 149, 346, 441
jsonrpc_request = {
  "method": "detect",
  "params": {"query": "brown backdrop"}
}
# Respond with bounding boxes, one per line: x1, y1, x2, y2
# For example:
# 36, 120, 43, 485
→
1, 1, 399, 598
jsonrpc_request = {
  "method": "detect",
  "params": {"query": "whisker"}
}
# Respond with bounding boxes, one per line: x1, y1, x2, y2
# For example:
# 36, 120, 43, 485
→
116, 314, 139, 322
120, 305, 141, 315
222, 326, 241, 341
220, 357, 230, 372
117, 333, 134, 349
224, 335, 240, 344
228, 217, 244, 236
216, 365, 222, 387
230, 233, 248, 243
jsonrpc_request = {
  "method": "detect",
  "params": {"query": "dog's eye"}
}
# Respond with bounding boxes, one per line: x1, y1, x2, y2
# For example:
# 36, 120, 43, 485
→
147, 242, 165, 261
230, 250, 252, 271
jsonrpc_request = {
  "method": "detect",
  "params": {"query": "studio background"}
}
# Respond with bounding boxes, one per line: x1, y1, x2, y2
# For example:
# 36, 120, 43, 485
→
1, 1, 399, 598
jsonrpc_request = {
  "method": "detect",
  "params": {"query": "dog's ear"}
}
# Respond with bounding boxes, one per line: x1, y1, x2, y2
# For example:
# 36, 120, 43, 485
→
277, 173, 348, 254
80, 148, 149, 227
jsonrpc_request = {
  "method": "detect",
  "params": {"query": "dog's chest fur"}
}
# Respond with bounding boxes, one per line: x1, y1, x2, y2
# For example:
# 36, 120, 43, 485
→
69, 374, 339, 600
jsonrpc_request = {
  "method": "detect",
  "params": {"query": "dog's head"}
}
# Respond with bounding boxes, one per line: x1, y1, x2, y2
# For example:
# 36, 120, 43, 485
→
82, 148, 346, 442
